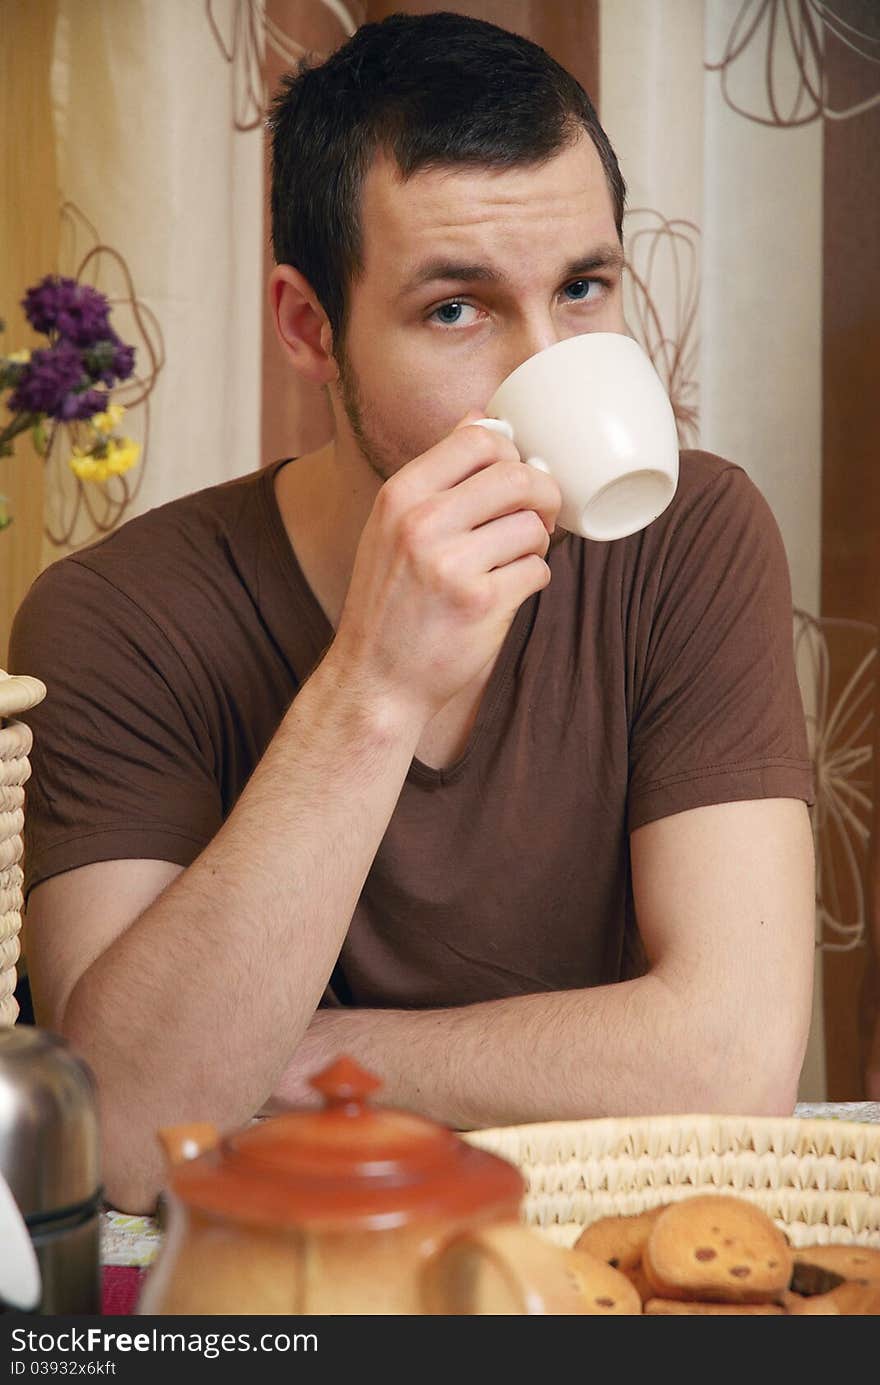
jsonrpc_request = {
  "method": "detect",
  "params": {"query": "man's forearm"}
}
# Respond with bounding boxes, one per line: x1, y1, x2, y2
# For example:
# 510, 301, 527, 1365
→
64, 650, 425, 1209
267, 975, 796, 1129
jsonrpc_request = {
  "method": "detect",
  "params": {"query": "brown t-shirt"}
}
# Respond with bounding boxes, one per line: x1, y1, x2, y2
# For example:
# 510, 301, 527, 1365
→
9, 450, 814, 1007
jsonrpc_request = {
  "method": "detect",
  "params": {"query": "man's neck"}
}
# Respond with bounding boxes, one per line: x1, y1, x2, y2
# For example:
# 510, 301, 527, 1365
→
273, 440, 378, 631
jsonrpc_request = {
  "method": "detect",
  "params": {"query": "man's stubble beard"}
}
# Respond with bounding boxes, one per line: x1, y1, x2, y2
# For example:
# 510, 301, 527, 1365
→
334, 336, 397, 486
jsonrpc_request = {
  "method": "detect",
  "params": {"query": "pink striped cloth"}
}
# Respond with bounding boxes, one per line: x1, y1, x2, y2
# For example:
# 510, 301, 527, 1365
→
102, 1265, 146, 1315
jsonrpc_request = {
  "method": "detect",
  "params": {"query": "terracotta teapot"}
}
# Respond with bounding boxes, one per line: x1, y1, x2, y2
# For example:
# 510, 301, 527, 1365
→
138, 1055, 587, 1315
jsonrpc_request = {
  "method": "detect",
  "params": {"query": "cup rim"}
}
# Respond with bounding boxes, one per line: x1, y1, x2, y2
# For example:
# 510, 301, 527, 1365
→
490, 331, 644, 401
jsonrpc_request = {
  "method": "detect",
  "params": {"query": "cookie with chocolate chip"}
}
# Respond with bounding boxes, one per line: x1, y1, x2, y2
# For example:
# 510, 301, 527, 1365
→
645, 1298, 785, 1314
793, 1245, 880, 1285
781, 1289, 840, 1315
827, 1280, 880, 1315
642, 1195, 793, 1303
785, 1281, 880, 1315
574, 1206, 666, 1273
565, 1249, 643, 1314
624, 1262, 654, 1305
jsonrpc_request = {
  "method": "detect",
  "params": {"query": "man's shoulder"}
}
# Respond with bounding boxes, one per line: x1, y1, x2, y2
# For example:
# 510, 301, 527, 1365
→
80, 460, 278, 565
14, 461, 290, 658
648, 447, 772, 549
674, 447, 747, 499
34, 461, 282, 598
585, 445, 788, 610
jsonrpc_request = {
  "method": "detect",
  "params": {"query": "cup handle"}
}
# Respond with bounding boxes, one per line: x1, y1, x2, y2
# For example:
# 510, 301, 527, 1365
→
469, 415, 513, 442
469, 416, 551, 476
419, 1221, 594, 1315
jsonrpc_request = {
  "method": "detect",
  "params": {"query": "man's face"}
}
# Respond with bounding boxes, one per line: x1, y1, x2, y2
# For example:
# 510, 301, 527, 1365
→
331, 128, 627, 488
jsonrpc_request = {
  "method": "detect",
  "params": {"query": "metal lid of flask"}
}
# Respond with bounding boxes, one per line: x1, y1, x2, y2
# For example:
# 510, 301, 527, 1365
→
0, 1028, 101, 1218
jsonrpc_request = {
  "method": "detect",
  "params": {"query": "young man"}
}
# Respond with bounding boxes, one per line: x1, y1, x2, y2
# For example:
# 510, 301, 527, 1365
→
10, 12, 815, 1212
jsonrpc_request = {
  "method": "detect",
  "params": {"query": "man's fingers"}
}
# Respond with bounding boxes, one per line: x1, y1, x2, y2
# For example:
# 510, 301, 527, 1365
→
394, 408, 517, 498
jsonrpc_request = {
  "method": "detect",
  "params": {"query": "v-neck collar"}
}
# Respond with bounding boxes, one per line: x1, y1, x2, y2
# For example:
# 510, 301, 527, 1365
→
258, 456, 540, 788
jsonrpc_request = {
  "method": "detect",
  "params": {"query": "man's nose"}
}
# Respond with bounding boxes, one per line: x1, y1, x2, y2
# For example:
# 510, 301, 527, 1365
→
496, 324, 568, 382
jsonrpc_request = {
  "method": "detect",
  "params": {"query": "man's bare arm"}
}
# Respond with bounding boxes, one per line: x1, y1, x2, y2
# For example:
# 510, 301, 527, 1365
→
44, 653, 422, 1212
267, 799, 816, 1126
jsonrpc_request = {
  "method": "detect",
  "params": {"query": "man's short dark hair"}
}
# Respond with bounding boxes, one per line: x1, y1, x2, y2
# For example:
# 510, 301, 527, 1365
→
268, 10, 626, 355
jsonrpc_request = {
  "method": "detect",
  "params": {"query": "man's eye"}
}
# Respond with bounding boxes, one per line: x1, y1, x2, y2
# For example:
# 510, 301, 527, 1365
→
565, 277, 606, 301
429, 300, 479, 326
426, 281, 606, 326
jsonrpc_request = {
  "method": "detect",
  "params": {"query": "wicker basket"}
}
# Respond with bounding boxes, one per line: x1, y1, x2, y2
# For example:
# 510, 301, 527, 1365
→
463, 1114, 880, 1251
0, 669, 47, 1027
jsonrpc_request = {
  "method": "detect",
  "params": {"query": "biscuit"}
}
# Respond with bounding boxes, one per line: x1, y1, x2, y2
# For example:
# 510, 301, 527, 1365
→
787, 1282, 880, 1315
788, 1260, 845, 1297
781, 1290, 840, 1316
642, 1195, 792, 1303
827, 1281, 880, 1316
574, 1206, 666, 1273
644, 1299, 784, 1315
794, 1245, 880, 1285
622, 1261, 654, 1306
565, 1249, 643, 1315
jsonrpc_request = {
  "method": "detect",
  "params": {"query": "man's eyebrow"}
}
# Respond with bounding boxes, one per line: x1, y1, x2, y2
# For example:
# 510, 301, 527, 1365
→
396, 243, 625, 300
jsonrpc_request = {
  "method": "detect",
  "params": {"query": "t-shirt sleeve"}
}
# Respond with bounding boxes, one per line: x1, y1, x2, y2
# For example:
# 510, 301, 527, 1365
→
8, 557, 223, 898
627, 463, 815, 832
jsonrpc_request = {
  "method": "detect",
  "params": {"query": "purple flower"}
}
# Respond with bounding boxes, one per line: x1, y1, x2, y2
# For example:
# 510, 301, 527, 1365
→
82, 334, 137, 388
62, 387, 108, 421
7, 340, 105, 422
3, 276, 136, 440
21, 276, 111, 348
111, 340, 135, 380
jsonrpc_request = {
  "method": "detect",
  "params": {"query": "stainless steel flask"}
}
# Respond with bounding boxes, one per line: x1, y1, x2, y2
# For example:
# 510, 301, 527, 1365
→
0, 1028, 102, 1314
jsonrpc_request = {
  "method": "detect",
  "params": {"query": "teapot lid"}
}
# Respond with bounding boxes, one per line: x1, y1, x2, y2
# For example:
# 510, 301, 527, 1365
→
165, 1056, 524, 1230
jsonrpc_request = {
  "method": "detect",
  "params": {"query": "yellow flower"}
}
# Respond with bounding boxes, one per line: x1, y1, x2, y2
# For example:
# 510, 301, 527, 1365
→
89, 403, 126, 435
69, 453, 108, 483
6, 349, 31, 364
105, 436, 140, 473
68, 436, 140, 485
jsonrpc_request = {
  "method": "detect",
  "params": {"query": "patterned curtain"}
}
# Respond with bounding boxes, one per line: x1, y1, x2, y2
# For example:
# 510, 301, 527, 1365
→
2, 0, 878, 1096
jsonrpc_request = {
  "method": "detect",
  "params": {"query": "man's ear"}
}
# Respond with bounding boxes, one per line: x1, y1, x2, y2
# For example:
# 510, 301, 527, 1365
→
269, 264, 339, 385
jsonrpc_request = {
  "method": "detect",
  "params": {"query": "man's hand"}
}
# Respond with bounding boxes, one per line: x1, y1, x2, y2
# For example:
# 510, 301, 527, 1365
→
259, 1010, 345, 1115
329, 409, 563, 726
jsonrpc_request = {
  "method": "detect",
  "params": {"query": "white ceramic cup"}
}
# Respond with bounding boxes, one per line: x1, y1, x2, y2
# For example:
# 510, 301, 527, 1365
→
471, 332, 679, 542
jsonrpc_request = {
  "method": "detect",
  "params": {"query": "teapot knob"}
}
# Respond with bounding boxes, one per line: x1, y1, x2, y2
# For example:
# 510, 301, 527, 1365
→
157, 1122, 220, 1167
308, 1055, 383, 1111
